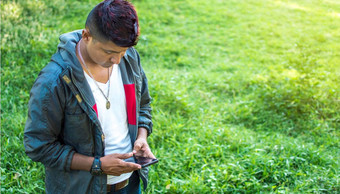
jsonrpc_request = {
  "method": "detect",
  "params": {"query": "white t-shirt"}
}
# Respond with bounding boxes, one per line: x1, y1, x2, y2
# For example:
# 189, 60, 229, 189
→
84, 64, 132, 184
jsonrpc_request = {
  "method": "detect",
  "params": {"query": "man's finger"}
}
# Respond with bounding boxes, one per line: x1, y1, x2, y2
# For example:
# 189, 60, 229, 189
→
122, 161, 141, 170
133, 143, 143, 154
134, 142, 142, 151
149, 152, 156, 159
115, 152, 133, 159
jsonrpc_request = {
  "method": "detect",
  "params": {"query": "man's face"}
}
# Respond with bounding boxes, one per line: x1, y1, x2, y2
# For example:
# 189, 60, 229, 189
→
85, 35, 129, 68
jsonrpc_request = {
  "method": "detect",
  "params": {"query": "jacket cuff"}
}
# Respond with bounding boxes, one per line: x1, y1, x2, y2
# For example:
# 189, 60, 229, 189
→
64, 149, 76, 172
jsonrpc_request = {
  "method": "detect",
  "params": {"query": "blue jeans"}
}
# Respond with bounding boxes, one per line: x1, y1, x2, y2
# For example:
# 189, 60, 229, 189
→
108, 171, 141, 194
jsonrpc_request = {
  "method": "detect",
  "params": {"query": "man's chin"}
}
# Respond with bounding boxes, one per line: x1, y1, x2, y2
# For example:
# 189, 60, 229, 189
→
102, 63, 115, 68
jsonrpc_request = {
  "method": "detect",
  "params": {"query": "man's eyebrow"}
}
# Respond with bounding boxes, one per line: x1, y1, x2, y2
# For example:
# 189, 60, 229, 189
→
102, 48, 121, 53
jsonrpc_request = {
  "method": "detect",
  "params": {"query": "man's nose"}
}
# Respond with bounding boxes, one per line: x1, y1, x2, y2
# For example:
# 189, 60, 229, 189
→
110, 57, 120, 65
110, 53, 124, 64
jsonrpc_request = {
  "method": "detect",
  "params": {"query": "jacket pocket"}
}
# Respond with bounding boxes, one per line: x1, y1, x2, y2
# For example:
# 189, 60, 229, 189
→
63, 113, 94, 156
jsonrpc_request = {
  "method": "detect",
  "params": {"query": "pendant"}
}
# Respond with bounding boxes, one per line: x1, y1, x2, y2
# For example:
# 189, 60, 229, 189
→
106, 101, 111, 109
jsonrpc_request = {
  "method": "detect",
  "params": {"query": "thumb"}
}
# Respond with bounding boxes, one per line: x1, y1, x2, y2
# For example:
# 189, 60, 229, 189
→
115, 152, 133, 159
134, 142, 143, 152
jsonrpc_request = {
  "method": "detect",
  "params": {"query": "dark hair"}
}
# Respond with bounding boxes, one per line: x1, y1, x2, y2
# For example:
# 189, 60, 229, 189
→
85, 0, 139, 47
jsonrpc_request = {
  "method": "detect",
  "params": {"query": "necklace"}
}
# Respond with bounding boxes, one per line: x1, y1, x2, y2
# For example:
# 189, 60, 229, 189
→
77, 41, 111, 109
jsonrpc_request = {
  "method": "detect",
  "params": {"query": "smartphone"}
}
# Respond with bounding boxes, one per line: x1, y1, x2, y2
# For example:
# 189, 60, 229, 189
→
134, 155, 158, 168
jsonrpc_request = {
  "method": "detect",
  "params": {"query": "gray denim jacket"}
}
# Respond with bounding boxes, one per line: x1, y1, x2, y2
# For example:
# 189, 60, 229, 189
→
24, 30, 152, 194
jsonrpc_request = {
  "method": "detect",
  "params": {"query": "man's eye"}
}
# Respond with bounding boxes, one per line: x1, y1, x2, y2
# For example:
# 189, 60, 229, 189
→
105, 51, 112, 54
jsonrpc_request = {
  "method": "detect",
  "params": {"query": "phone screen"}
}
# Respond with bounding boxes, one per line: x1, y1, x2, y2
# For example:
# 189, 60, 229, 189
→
134, 156, 158, 168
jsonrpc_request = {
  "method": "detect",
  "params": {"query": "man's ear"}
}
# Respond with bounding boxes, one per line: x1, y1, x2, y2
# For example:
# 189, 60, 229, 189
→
82, 29, 91, 42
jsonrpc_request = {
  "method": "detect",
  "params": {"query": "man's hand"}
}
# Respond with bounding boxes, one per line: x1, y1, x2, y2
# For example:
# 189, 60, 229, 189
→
100, 152, 141, 176
133, 128, 156, 159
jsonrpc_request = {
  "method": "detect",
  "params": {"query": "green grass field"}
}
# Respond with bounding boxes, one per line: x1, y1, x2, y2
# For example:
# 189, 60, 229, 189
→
1, 0, 339, 193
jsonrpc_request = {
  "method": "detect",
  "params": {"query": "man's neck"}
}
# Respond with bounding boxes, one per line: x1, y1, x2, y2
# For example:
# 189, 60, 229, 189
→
77, 39, 95, 67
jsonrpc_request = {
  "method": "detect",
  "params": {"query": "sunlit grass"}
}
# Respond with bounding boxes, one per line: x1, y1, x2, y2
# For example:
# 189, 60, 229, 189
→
1, 0, 339, 193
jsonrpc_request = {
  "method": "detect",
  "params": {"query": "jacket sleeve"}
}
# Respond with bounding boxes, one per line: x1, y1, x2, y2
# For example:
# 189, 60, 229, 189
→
24, 72, 75, 172
136, 53, 153, 136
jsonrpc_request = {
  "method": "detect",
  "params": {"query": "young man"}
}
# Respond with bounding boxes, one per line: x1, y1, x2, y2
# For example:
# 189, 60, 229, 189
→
24, 0, 154, 193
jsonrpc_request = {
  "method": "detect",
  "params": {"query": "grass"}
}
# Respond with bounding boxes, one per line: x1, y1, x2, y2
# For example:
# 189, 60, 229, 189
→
1, 0, 339, 193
